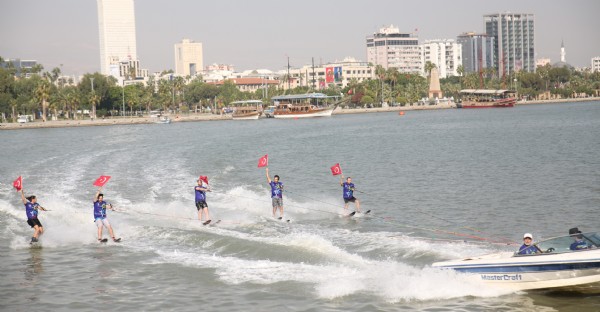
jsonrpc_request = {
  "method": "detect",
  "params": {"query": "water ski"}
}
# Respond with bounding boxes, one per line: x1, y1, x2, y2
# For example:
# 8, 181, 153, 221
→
99, 238, 108, 243
202, 220, 212, 225
209, 220, 222, 227
113, 238, 121, 243
349, 210, 370, 217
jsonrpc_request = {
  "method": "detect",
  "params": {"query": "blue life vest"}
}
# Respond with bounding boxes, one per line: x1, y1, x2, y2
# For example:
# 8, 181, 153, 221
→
93, 200, 109, 219
518, 244, 538, 255
570, 240, 589, 250
342, 182, 355, 199
195, 185, 207, 202
270, 181, 283, 198
25, 202, 39, 219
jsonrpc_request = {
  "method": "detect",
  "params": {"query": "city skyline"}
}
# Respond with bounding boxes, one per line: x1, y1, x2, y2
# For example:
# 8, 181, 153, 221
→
1, 0, 598, 76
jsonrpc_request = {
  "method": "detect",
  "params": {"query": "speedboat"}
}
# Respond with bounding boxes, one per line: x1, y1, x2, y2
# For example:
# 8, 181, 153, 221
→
432, 231, 600, 291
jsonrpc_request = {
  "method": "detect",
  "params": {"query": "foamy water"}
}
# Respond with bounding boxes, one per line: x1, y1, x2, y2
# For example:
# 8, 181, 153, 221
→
2, 102, 600, 311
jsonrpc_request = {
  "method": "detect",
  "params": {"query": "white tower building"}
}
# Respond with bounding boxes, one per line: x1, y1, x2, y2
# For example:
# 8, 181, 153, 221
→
174, 39, 204, 76
422, 39, 462, 78
366, 25, 422, 73
97, 0, 138, 77
560, 40, 566, 63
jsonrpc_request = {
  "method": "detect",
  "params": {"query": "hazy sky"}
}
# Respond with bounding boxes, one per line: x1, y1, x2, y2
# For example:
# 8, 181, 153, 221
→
1, 0, 599, 76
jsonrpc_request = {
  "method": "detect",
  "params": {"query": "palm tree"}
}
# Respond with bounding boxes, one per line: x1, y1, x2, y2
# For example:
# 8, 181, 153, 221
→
48, 95, 59, 121
10, 98, 17, 122
386, 67, 399, 94
68, 89, 81, 120
456, 65, 464, 89
424, 61, 437, 77
90, 93, 100, 120
35, 81, 51, 122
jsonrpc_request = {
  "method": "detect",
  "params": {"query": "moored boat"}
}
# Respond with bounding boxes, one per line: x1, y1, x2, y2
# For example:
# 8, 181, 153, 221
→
458, 89, 516, 108
155, 116, 171, 124
230, 100, 263, 120
271, 93, 338, 119
432, 231, 600, 291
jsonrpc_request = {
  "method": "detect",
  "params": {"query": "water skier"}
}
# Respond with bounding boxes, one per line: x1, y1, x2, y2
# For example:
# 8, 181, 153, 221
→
20, 189, 47, 244
340, 175, 360, 213
195, 177, 211, 225
94, 187, 120, 242
266, 168, 284, 219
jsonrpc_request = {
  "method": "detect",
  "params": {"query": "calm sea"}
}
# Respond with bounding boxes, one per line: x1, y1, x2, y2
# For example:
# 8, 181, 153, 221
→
1, 101, 599, 311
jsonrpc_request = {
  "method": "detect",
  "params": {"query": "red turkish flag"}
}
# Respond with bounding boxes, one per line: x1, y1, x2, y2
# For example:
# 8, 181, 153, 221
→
13, 176, 22, 191
325, 67, 334, 83
199, 176, 209, 185
330, 163, 342, 176
93, 175, 111, 187
258, 154, 268, 168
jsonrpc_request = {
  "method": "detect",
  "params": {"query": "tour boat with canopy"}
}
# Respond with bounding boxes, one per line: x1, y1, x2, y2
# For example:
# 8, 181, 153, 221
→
271, 93, 339, 118
432, 230, 600, 291
458, 89, 516, 108
230, 100, 263, 120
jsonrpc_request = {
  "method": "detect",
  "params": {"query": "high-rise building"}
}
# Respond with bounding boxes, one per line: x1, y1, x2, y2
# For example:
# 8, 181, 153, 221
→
174, 39, 203, 76
484, 13, 535, 76
592, 57, 600, 73
457, 32, 495, 74
97, 0, 137, 77
366, 25, 422, 73
421, 39, 462, 78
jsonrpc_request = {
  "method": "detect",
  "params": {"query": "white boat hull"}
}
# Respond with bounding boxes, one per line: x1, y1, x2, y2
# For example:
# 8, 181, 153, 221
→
232, 114, 260, 120
274, 108, 333, 119
433, 249, 600, 291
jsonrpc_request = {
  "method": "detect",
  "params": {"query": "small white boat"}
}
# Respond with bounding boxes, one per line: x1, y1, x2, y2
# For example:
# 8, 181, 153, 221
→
155, 116, 171, 124
432, 231, 600, 291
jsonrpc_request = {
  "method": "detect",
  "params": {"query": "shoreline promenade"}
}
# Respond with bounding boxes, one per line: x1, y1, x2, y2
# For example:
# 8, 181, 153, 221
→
1, 97, 598, 131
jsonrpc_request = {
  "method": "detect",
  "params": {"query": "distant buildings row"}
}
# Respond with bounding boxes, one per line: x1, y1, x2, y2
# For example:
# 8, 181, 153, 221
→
368, 13, 535, 79
3, 2, 600, 94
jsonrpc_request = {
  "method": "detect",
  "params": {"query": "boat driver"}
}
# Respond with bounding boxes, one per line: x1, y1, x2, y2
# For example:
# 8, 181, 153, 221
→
569, 227, 590, 251
517, 233, 540, 255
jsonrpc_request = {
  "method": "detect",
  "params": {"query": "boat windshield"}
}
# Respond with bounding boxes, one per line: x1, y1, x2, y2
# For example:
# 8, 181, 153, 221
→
516, 232, 600, 256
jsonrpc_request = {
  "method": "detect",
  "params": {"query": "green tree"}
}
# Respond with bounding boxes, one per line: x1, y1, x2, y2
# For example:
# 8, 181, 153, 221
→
424, 61, 437, 77
35, 80, 51, 122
